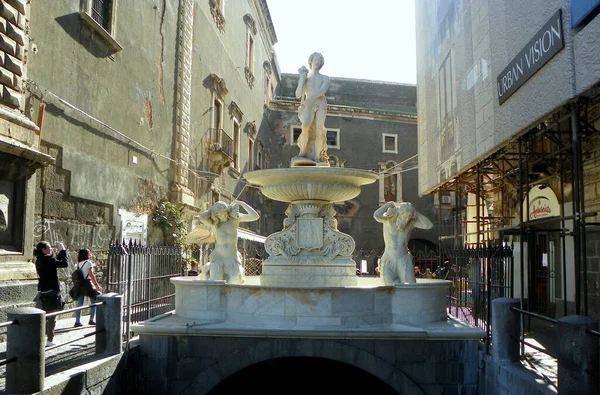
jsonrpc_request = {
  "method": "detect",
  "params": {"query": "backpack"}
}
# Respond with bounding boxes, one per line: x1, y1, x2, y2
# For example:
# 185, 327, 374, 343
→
71, 266, 84, 284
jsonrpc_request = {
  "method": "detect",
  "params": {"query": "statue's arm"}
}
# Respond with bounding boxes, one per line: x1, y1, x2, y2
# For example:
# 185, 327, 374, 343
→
198, 210, 213, 227
295, 67, 308, 99
233, 200, 260, 222
373, 201, 395, 223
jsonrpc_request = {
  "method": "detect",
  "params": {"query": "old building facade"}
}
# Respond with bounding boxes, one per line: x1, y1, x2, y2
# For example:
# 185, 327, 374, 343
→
0, 0, 279, 316
415, 0, 600, 317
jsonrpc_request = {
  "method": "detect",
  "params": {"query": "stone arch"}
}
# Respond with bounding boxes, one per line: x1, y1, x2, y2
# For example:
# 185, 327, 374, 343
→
191, 337, 426, 394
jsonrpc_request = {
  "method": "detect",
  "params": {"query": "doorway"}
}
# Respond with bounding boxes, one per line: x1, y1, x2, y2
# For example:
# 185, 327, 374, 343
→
528, 229, 560, 316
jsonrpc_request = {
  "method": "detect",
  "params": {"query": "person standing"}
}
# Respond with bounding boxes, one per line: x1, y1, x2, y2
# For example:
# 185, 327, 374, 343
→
34, 241, 68, 347
74, 249, 103, 327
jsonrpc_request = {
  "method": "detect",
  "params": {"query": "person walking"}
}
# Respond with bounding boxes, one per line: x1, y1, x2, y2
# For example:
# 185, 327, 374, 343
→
33, 241, 68, 347
73, 248, 103, 327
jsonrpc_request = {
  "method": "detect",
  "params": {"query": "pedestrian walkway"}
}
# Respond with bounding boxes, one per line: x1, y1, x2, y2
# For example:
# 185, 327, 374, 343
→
0, 314, 98, 394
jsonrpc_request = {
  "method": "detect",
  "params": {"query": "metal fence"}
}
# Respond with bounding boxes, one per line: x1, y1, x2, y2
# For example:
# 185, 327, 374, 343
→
107, 242, 184, 342
444, 243, 514, 344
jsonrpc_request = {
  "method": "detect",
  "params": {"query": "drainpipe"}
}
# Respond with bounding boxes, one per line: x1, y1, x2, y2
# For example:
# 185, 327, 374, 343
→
570, 102, 583, 315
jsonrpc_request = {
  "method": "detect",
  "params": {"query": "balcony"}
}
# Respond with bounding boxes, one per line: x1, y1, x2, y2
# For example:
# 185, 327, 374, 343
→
206, 129, 234, 173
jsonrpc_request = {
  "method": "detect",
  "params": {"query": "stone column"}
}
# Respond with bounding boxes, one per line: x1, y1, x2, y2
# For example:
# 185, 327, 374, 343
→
558, 315, 599, 395
6, 307, 45, 394
96, 293, 123, 355
491, 298, 520, 363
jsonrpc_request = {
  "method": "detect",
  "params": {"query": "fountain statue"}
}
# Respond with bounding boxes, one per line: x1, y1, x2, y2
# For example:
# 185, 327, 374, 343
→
197, 200, 259, 284
374, 201, 434, 285
292, 52, 330, 167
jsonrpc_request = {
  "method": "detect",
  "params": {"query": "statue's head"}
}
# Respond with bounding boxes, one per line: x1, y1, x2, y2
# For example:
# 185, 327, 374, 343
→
211, 201, 231, 223
308, 52, 325, 71
387, 202, 416, 231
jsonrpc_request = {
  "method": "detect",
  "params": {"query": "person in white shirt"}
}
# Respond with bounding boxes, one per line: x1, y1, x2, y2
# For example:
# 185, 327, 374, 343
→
74, 248, 103, 327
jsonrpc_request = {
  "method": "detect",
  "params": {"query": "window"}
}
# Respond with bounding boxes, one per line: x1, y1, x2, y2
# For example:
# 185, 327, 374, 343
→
326, 129, 340, 149
379, 161, 402, 203
80, 0, 122, 52
244, 14, 257, 88
212, 99, 223, 142
263, 61, 273, 105
382, 133, 398, 153
248, 139, 254, 170
439, 54, 453, 122
257, 150, 263, 169
292, 127, 302, 144
233, 120, 240, 169
0, 177, 25, 253
291, 126, 340, 149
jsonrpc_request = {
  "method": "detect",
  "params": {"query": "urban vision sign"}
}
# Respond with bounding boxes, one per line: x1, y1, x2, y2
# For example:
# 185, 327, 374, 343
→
496, 9, 564, 105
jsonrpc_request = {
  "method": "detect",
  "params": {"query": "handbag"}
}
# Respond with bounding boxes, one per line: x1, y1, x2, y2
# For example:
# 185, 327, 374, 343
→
40, 289, 64, 312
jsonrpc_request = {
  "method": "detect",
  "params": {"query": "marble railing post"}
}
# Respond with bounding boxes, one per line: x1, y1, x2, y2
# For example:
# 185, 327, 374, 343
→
6, 307, 45, 393
558, 315, 599, 395
96, 293, 123, 355
491, 298, 520, 363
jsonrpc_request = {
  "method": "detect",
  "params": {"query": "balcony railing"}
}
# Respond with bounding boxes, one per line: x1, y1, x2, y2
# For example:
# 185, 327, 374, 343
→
204, 129, 234, 173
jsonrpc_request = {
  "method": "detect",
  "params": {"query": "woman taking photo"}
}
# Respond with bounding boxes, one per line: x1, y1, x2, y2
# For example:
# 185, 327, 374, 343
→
73, 248, 103, 327
34, 241, 68, 347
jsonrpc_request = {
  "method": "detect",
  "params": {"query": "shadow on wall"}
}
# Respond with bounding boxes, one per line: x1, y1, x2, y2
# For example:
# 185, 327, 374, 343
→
55, 14, 118, 59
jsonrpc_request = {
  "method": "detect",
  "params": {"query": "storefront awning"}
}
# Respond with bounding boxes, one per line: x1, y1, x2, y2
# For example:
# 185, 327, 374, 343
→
238, 228, 266, 243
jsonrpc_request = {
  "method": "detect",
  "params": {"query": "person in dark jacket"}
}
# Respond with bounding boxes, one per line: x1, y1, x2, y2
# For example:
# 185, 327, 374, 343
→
34, 241, 68, 347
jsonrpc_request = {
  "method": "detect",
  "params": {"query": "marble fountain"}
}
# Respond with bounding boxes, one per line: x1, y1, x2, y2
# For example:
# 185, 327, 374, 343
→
130, 53, 484, 393
133, 166, 482, 334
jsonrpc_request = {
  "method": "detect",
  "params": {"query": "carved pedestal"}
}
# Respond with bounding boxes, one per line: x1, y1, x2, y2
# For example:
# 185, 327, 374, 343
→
261, 202, 357, 287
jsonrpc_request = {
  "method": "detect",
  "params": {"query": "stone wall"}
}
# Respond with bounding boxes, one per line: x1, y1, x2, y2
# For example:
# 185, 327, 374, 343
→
136, 335, 480, 394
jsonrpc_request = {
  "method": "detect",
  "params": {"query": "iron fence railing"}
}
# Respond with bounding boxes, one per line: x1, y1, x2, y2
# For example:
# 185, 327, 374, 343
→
107, 241, 184, 343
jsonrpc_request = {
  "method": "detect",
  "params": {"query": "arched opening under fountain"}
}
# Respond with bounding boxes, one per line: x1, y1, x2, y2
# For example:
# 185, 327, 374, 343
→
207, 357, 399, 394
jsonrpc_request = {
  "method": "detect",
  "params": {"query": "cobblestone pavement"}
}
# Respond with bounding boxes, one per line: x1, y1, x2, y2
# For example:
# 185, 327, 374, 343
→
0, 314, 99, 394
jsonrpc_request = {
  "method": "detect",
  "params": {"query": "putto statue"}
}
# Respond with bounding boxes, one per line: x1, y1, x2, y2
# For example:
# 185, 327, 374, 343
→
292, 52, 330, 166
198, 200, 259, 284
374, 201, 434, 285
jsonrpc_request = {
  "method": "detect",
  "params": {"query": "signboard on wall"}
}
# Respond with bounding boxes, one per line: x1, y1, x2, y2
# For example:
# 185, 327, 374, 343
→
496, 9, 564, 105
522, 185, 560, 221
119, 209, 148, 245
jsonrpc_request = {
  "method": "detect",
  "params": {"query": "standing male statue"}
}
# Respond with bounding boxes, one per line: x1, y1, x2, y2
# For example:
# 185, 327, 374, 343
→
198, 200, 259, 284
292, 52, 330, 166
374, 201, 434, 285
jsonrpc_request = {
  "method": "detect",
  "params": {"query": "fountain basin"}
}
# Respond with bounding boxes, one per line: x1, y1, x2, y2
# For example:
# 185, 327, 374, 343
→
171, 277, 451, 328
244, 167, 379, 203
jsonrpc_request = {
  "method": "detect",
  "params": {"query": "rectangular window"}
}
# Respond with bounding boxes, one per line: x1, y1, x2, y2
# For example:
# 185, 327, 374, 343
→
326, 129, 340, 149
382, 133, 398, 153
257, 150, 263, 169
246, 34, 254, 72
80, 0, 122, 51
439, 54, 453, 121
213, 99, 223, 141
248, 139, 254, 170
0, 178, 25, 252
292, 126, 340, 149
233, 120, 240, 169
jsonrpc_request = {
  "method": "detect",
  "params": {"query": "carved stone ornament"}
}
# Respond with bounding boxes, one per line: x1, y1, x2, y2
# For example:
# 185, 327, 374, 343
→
265, 203, 354, 265
244, 66, 255, 88
209, 0, 226, 33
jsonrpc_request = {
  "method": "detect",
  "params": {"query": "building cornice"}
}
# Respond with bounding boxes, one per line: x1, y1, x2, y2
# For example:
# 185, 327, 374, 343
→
269, 98, 417, 124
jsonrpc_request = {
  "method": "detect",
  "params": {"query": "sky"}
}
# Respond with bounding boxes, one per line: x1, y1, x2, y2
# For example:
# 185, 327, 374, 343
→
265, 0, 417, 84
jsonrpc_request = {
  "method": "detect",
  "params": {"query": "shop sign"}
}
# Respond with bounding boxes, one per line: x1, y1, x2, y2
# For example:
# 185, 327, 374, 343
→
497, 9, 564, 105
522, 185, 560, 221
